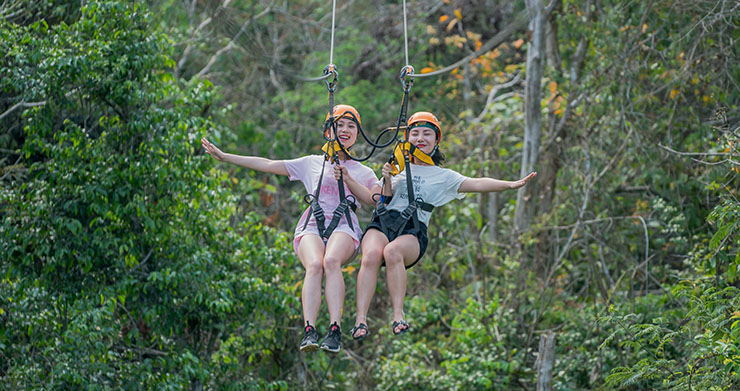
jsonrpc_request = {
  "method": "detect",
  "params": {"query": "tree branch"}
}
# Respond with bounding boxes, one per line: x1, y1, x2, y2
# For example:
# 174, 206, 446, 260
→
195, 7, 271, 79
414, 15, 528, 78
0, 100, 47, 121
473, 73, 522, 123
658, 143, 734, 157
176, 0, 235, 78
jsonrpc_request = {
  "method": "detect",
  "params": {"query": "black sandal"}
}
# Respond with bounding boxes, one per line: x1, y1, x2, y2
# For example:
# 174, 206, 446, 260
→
350, 323, 370, 340
392, 319, 409, 335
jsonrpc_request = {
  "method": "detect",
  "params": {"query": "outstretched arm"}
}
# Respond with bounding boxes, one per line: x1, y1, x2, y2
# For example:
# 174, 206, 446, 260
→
458, 171, 537, 193
334, 165, 380, 206
201, 138, 289, 176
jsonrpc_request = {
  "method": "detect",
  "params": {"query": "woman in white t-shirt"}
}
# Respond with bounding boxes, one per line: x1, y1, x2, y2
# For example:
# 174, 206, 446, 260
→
201, 104, 379, 353
339, 111, 536, 339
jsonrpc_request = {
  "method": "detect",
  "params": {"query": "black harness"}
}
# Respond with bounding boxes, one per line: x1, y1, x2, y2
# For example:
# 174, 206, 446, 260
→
301, 156, 357, 240
373, 146, 434, 238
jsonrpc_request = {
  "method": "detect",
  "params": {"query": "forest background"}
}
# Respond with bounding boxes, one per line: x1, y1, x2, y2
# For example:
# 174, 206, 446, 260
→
1, 0, 739, 390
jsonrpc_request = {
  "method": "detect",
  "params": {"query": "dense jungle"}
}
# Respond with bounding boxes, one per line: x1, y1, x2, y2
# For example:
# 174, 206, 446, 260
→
1, 0, 739, 390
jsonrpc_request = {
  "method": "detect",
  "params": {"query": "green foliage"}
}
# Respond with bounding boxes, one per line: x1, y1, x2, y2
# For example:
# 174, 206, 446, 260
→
369, 294, 524, 391
705, 199, 740, 282
601, 282, 740, 390
2, 0, 739, 390
1, 2, 299, 389
600, 196, 740, 390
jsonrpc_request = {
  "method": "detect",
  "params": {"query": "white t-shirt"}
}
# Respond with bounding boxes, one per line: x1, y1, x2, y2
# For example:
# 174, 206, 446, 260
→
384, 164, 467, 226
284, 155, 378, 251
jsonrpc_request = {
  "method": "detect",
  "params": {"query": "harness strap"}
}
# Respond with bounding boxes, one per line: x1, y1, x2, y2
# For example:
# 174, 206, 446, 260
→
323, 194, 357, 238
372, 181, 395, 231
393, 152, 421, 235
302, 158, 329, 235
322, 167, 356, 238
382, 152, 435, 237
302, 156, 359, 240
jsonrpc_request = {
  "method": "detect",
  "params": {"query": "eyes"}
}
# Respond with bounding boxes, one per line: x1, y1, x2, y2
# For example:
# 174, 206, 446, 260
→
335, 118, 357, 131
409, 128, 435, 139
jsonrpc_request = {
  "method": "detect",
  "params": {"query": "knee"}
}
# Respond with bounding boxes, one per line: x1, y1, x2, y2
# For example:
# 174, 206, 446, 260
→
361, 248, 384, 269
383, 247, 404, 267
323, 255, 342, 271
304, 260, 324, 277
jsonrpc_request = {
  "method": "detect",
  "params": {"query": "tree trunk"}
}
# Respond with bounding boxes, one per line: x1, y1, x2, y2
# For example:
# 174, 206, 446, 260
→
514, 0, 546, 233
536, 332, 557, 391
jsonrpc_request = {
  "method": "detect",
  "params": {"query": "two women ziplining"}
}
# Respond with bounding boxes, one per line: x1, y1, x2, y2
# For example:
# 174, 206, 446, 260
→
200, 0, 536, 353
201, 103, 535, 352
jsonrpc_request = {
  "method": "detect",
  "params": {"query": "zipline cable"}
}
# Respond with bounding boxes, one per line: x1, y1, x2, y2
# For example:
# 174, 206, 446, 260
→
289, 0, 338, 82
330, 0, 336, 66
403, 0, 409, 67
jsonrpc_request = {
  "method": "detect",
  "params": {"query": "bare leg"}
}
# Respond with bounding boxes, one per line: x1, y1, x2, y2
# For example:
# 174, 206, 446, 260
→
296, 234, 326, 327
383, 234, 420, 334
353, 229, 388, 338
323, 232, 356, 327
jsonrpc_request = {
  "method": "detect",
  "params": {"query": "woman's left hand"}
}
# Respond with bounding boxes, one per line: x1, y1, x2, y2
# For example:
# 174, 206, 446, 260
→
512, 171, 537, 189
201, 137, 226, 161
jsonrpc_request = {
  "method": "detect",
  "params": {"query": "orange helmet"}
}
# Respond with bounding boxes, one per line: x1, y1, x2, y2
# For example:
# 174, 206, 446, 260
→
325, 104, 361, 137
406, 111, 441, 144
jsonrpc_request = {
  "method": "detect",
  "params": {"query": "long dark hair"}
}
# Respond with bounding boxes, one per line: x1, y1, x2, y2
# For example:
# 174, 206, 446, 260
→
431, 148, 445, 165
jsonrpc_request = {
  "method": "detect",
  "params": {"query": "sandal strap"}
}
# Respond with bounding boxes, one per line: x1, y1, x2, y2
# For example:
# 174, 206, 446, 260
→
392, 320, 409, 335
350, 323, 369, 338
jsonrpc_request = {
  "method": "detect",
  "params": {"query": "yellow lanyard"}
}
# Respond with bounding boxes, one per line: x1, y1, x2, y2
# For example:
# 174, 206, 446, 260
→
389, 141, 435, 176
321, 140, 351, 162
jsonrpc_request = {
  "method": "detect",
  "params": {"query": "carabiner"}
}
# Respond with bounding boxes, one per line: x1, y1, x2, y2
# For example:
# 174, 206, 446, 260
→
399, 65, 415, 91
323, 63, 339, 92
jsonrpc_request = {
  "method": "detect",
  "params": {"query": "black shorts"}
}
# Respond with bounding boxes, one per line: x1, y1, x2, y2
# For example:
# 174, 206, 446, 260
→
364, 209, 429, 269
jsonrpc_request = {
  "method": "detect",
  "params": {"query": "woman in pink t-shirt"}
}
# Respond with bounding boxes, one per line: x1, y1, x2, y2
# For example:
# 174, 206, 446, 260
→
201, 105, 379, 353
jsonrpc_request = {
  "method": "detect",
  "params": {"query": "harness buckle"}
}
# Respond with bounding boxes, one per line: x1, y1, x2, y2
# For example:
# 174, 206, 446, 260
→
399, 203, 417, 221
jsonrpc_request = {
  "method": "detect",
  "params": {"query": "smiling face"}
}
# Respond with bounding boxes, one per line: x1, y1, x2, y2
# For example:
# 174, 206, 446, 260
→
334, 117, 358, 148
407, 126, 438, 155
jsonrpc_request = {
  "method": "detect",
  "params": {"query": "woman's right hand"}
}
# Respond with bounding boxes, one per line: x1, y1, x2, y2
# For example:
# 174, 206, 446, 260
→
381, 163, 393, 182
201, 138, 226, 162
334, 164, 349, 182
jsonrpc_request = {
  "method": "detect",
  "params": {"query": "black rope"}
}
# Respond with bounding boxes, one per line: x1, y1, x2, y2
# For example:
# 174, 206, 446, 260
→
327, 65, 415, 163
